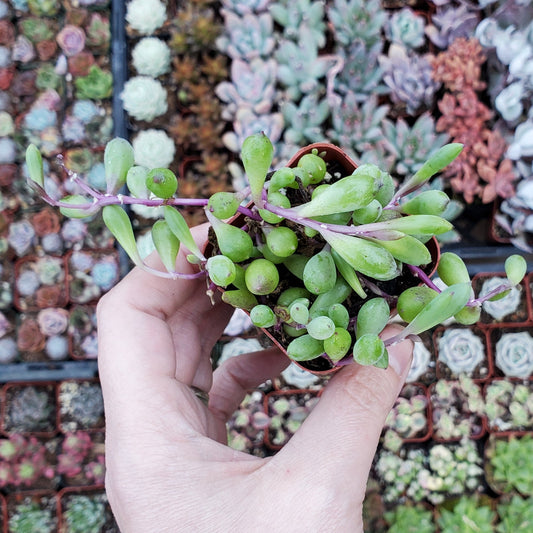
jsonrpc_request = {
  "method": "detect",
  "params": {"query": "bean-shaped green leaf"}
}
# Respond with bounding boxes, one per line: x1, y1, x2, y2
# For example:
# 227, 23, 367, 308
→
151, 219, 180, 274
292, 174, 375, 217
367, 235, 431, 266
205, 208, 252, 263
353, 334, 387, 366
437, 252, 470, 285
397, 286, 439, 323
126, 166, 149, 198
241, 133, 273, 206
323, 230, 399, 281
307, 316, 336, 340
400, 190, 450, 216
324, 327, 352, 362
287, 334, 324, 361
505, 255, 527, 286
207, 192, 240, 219
104, 138, 135, 194
102, 205, 142, 265
303, 249, 336, 294
356, 298, 390, 339
165, 206, 205, 261
221, 288, 258, 311
206, 255, 236, 287
365, 215, 453, 236
59, 195, 98, 219
277, 287, 311, 307
283, 254, 309, 280
309, 277, 351, 319
25, 144, 44, 188
331, 249, 366, 299
403, 282, 472, 336
250, 304, 277, 328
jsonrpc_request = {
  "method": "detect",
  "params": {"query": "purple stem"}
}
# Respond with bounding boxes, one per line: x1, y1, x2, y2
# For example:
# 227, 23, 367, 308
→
408, 264, 441, 292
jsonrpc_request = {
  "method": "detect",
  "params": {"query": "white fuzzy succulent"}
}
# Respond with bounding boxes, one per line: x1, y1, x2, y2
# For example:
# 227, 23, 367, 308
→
121, 76, 168, 122
132, 129, 175, 169
495, 331, 533, 378
126, 0, 167, 35
132, 37, 171, 77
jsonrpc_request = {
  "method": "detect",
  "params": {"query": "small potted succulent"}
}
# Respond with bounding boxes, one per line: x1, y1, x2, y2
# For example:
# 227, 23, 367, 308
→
25, 133, 528, 375
264, 389, 319, 449
7, 493, 57, 533
484, 379, 533, 433
484, 433, 533, 497
57, 380, 104, 433
67, 305, 98, 360
429, 375, 486, 441
58, 488, 116, 533
496, 494, 533, 533
1, 382, 57, 436
436, 495, 496, 533
381, 383, 430, 452
384, 503, 435, 533
434, 325, 491, 381
490, 327, 533, 379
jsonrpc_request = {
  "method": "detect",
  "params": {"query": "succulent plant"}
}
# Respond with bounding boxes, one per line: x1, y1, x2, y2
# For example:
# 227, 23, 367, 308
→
426, 4, 479, 49
215, 58, 278, 120
59, 381, 104, 431
327, 0, 386, 47
485, 379, 533, 432
216, 10, 275, 60
131, 129, 176, 169
5, 385, 54, 433
63, 495, 107, 533
379, 44, 440, 116
436, 496, 496, 533
126, 0, 167, 35
270, 0, 327, 48
437, 327, 486, 377
221, 0, 271, 16
384, 504, 435, 533
497, 494, 533, 533
479, 276, 522, 321
8, 501, 56, 533
487, 434, 533, 495
131, 37, 171, 78
386, 7, 425, 49
74, 65, 112, 100
121, 76, 168, 122
495, 331, 533, 378
431, 376, 485, 441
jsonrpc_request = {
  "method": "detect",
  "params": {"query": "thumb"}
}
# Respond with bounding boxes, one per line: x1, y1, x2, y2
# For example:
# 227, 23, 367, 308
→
274, 325, 412, 501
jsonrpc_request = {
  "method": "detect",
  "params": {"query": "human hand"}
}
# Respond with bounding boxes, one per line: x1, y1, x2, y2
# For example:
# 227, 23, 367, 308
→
97, 224, 413, 533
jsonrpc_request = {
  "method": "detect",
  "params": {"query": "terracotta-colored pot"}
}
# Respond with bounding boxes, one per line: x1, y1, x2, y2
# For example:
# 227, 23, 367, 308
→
488, 324, 533, 379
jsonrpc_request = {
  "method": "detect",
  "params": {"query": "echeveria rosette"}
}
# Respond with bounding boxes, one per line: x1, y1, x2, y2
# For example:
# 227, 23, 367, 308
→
437, 328, 486, 376
479, 276, 522, 321
495, 331, 533, 378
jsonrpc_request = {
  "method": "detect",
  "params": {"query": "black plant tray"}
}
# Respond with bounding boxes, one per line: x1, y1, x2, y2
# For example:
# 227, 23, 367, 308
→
0, 360, 98, 383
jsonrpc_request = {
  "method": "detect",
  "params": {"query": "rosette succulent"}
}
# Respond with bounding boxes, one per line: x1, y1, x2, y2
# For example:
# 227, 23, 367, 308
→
121, 76, 168, 122
437, 327, 486, 376
131, 37, 171, 78
25, 134, 526, 374
495, 331, 533, 378
126, 0, 167, 35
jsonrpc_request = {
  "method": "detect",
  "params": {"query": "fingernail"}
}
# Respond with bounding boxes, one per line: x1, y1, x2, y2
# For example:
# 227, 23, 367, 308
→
389, 341, 413, 377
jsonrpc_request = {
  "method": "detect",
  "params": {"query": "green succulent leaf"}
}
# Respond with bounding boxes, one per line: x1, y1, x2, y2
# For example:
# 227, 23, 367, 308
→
292, 174, 375, 217
146, 168, 178, 199
207, 192, 240, 219
330, 249, 366, 299
303, 249, 337, 294
364, 215, 453, 236
356, 298, 390, 339
283, 254, 309, 280
397, 286, 439, 323
324, 327, 352, 362
59, 195, 98, 219
400, 190, 450, 216
126, 166, 150, 198
244, 258, 279, 295
277, 287, 311, 307
367, 235, 431, 266
221, 289, 258, 311
165, 206, 205, 261
454, 305, 481, 325
309, 277, 351, 319
403, 282, 472, 336
307, 316, 336, 340
505, 255, 527, 286
206, 255, 236, 287
250, 304, 277, 328
241, 133, 274, 207
151, 219, 180, 274
353, 334, 387, 367
287, 334, 324, 361
25, 144, 44, 188
322, 230, 399, 281
437, 252, 470, 285
205, 208, 252, 263
264, 226, 298, 258
104, 138, 135, 194
297, 152, 326, 184
102, 205, 142, 265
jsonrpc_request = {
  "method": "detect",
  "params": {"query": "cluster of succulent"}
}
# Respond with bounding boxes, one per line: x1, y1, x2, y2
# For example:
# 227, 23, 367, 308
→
382, 384, 428, 452
374, 439, 484, 505
56, 430, 104, 484
496, 494, 533, 533
25, 133, 526, 372
8, 498, 56, 533
68, 304, 98, 359
430, 376, 486, 441
62, 493, 108, 533
4, 384, 55, 433
58, 380, 104, 432
431, 37, 517, 204
485, 379, 533, 432
486, 434, 533, 496
0, 434, 55, 488
384, 503, 435, 533
266, 391, 319, 447
436, 495, 496, 533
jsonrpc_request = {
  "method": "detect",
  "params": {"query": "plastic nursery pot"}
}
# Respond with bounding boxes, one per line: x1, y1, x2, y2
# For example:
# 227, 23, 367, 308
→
56, 379, 105, 433
1, 381, 58, 438
67, 305, 98, 360
483, 377, 533, 434
207, 143, 441, 376
488, 325, 533, 380
57, 486, 116, 533
263, 389, 320, 451
6, 490, 58, 532
13, 255, 69, 312
65, 248, 120, 305
428, 381, 488, 443
472, 272, 530, 326
433, 325, 493, 383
